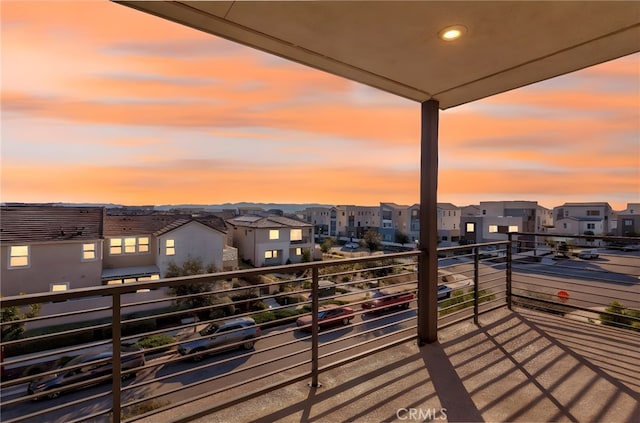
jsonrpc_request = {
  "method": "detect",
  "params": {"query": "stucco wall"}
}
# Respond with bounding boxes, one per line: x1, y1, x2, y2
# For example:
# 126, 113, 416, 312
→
1, 240, 104, 296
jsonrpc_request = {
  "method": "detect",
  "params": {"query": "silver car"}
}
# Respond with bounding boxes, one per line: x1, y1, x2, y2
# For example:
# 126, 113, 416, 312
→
178, 317, 260, 361
27, 346, 145, 400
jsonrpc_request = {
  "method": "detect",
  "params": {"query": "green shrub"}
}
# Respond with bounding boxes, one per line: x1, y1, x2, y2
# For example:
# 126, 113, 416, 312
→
121, 399, 170, 420
134, 335, 175, 350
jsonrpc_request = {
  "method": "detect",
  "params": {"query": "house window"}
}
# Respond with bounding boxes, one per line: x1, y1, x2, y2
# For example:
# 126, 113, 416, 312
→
587, 223, 595, 230
51, 282, 69, 292
110, 238, 123, 255
563, 223, 568, 229
124, 237, 137, 254
482, 210, 487, 215
623, 219, 633, 226
466, 223, 475, 233
290, 229, 303, 241
269, 230, 279, 240
295, 248, 302, 256
166, 239, 175, 256
9, 245, 29, 268
489, 225, 498, 233
138, 237, 149, 253
508, 225, 518, 232
264, 250, 278, 259
586, 210, 601, 216
82, 243, 97, 261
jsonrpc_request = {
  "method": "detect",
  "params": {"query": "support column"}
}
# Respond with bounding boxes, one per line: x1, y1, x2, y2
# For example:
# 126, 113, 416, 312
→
418, 99, 439, 344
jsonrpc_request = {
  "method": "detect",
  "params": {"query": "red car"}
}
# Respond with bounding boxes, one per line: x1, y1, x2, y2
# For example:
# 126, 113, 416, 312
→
296, 304, 355, 331
362, 291, 415, 314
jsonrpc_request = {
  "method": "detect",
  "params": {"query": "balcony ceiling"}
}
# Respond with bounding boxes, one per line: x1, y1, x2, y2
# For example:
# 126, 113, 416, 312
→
116, 1, 640, 109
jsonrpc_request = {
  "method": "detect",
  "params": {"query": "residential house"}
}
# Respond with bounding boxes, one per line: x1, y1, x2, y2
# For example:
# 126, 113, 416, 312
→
437, 203, 462, 244
301, 206, 337, 238
335, 205, 380, 240
103, 212, 235, 282
0, 205, 104, 297
617, 203, 640, 237
551, 202, 614, 240
379, 202, 410, 243
460, 201, 541, 245
155, 217, 237, 276
404, 203, 462, 246
226, 215, 314, 267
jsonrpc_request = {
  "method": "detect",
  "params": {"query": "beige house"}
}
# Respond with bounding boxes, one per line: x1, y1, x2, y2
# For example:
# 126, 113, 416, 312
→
0, 205, 104, 296
335, 205, 380, 240
103, 213, 236, 282
226, 215, 314, 267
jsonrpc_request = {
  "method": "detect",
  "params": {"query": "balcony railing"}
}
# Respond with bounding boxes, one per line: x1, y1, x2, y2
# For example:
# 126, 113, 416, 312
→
1, 235, 638, 422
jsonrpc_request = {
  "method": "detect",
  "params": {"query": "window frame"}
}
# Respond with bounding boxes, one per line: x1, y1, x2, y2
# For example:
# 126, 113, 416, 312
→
82, 242, 97, 261
165, 239, 176, 256
290, 228, 303, 241
9, 245, 30, 268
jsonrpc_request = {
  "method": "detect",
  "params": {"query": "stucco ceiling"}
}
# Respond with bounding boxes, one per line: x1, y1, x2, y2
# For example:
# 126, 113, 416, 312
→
116, 1, 640, 109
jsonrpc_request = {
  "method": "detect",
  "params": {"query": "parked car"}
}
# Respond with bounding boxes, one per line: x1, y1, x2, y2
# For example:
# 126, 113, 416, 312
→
344, 242, 360, 250
177, 317, 260, 361
577, 249, 599, 259
27, 346, 145, 400
296, 304, 355, 331
437, 285, 452, 300
362, 291, 414, 314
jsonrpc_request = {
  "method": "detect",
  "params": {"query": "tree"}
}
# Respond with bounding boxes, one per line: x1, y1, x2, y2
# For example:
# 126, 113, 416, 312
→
395, 231, 410, 246
320, 238, 334, 253
301, 248, 312, 262
166, 258, 220, 315
1, 301, 41, 341
363, 229, 382, 252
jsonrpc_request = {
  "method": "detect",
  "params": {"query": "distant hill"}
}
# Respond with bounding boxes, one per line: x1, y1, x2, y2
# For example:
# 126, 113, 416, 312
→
154, 202, 334, 214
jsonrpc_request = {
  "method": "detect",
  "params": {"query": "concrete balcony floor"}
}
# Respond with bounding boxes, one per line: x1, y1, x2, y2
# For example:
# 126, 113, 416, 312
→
149, 307, 640, 423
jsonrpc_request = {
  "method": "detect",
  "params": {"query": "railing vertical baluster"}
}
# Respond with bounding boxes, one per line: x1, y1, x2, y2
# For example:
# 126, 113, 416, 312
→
309, 266, 321, 387
473, 247, 480, 324
507, 234, 513, 310
112, 292, 122, 423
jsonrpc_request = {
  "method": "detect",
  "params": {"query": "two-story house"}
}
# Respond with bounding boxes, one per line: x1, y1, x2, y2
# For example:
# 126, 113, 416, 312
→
616, 203, 640, 237
460, 201, 541, 246
226, 215, 314, 267
103, 213, 236, 283
0, 205, 104, 297
552, 202, 614, 241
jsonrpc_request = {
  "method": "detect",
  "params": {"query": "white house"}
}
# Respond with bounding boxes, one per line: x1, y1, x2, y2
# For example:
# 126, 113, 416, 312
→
226, 215, 314, 267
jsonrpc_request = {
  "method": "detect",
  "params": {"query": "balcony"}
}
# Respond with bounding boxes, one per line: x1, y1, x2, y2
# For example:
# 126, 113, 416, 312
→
1, 234, 638, 423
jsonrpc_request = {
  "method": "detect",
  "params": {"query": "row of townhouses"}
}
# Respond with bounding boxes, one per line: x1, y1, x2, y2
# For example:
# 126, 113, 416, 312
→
2, 201, 638, 299
302, 201, 639, 246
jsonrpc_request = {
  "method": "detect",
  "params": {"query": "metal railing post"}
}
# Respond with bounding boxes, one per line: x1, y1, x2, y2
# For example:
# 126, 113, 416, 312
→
473, 247, 480, 324
309, 266, 321, 387
112, 292, 122, 423
507, 233, 513, 310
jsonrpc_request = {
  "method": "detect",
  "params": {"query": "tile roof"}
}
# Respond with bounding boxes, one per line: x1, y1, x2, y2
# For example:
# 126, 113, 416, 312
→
104, 214, 182, 236
0, 205, 104, 243
227, 215, 312, 229
104, 213, 227, 236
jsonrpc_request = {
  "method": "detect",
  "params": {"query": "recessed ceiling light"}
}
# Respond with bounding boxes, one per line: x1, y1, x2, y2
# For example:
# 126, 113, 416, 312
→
438, 25, 467, 41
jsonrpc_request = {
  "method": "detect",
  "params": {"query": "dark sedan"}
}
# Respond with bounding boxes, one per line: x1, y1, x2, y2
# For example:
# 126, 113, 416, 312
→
362, 291, 414, 314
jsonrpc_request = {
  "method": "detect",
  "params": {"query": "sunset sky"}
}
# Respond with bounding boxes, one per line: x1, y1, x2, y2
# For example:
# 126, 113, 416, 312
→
2, 1, 639, 211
